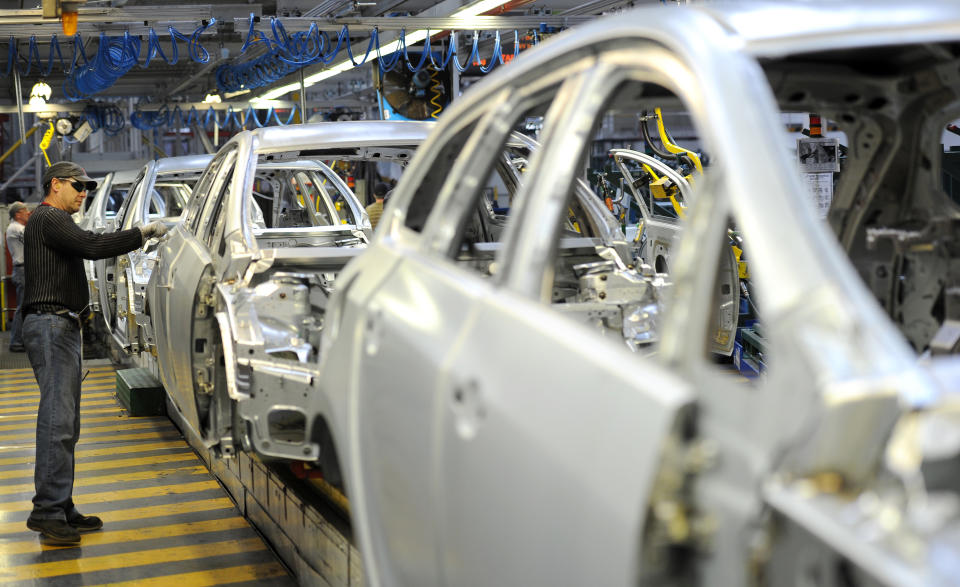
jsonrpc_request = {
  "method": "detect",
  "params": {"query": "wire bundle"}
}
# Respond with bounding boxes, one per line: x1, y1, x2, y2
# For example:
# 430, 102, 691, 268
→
2, 21, 216, 101
215, 14, 531, 93
82, 103, 126, 136
130, 103, 299, 132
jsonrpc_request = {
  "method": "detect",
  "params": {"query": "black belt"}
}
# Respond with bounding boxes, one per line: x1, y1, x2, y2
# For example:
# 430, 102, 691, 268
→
13, 263, 23, 267
25, 308, 83, 324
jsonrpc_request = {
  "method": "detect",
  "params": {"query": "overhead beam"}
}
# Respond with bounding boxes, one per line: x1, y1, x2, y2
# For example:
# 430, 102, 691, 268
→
133, 99, 372, 112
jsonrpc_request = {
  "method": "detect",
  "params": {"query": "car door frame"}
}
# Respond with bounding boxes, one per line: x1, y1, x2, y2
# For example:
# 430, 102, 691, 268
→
151, 146, 238, 437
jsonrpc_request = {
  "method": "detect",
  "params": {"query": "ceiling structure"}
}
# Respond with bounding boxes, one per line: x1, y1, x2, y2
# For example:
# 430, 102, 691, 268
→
0, 0, 640, 116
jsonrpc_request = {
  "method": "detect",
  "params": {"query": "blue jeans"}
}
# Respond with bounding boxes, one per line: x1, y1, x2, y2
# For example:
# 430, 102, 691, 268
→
9, 265, 23, 348
23, 313, 83, 522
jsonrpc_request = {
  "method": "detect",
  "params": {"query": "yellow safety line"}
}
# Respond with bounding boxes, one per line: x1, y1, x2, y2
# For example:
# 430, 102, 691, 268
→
0, 420, 171, 442
0, 496, 234, 535
0, 537, 266, 580
0, 440, 186, 465
0, 408, 120, 426
93, 562, 290, 587
0, 415, 159, 432
0, 480, 219, 512
74, 430, 185, 444
0, 391, 115, 406
0, 465, 207, 496
0, 366, 114, 378
0, 451, 197, 480
0, 380, 114, 393
0, 517, 251, 556
0, 398, 117, 414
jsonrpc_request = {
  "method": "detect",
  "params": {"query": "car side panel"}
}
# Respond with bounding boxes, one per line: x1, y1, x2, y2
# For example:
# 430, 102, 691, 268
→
331, 247, 487, 586
436, 290, 691, 586
150, 224, 212, 435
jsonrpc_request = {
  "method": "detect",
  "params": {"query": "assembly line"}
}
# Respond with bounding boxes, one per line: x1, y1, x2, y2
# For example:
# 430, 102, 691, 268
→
1, 0, 959, 585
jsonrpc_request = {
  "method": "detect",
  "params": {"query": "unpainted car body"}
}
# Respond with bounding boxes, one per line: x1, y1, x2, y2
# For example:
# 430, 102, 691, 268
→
79, 168, 139, 315
148, 121, 424, 461
101, 154, 212, 354
311, 2, 960, 586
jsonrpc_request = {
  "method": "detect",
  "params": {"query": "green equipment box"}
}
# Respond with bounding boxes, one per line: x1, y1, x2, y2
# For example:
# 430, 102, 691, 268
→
115, 368, 166, 417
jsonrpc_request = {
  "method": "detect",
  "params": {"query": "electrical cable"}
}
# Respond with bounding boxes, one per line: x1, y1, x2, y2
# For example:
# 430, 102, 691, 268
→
218, 15, 541, 94
429, 68, 443, 119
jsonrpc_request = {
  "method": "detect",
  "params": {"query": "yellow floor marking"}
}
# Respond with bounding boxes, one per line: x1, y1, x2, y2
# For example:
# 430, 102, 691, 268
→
0, 414, 156, 432
0, 429, 180, 451
76, 430, 182, 444
0, 408, 120, 426
0, 390, 115, 407
0, 465, 207, 496
0, 536, 267, 580
0, 420, 171, 442
0, 379, 114, 393
0, 399, 117, 414
0, 440, 186, 466
0, 451, 196, 480
0, 517, 251, 556
91, 562, 290, 587
0, 366, 117, 377
0, 496, 234, 536
0, 480, 219, 512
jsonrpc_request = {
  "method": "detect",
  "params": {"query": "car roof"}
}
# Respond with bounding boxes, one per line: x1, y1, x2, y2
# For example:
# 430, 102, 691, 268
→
152, 153, 214, 173
109, 168, 141, 185
242, 120, 434, 155
698, 1, 960, 58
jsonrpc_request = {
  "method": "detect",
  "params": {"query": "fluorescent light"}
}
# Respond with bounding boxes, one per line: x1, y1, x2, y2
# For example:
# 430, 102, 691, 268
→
252, 0, 507, 101
451, 0, 511, 17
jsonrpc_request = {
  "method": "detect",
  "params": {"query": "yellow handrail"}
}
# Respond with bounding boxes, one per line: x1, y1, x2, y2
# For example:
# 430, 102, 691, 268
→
0, 125, 39, 167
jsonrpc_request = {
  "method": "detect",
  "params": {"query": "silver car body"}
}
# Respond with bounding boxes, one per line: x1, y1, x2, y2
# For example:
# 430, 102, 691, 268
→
80, 168, 139, 314
103, 154, 212, 353
148, 121, 430, 459
313, 2, 960, 586
612, 148, 688, 273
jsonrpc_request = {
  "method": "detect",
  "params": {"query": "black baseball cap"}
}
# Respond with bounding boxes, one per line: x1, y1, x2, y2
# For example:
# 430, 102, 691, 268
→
41, 161, 97, 192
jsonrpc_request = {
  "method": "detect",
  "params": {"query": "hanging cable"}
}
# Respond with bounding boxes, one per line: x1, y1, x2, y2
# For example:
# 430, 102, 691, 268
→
218, 16, 543, 94
429, 68, 443, 119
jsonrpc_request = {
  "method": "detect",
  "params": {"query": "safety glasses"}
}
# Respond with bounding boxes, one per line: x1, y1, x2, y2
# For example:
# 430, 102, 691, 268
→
58, 178, 88, 192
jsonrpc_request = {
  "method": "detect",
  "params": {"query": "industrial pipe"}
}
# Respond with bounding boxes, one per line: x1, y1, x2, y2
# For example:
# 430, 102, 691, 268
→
0, 125, 39, 167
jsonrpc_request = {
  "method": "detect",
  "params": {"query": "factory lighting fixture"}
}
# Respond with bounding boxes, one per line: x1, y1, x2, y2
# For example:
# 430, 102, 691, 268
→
251, 0, 511, 103
203, 93, 222, 104
29, 81, 52, 107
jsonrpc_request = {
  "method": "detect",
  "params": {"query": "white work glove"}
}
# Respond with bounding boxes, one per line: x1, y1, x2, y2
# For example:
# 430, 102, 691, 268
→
140, 221, 169, 241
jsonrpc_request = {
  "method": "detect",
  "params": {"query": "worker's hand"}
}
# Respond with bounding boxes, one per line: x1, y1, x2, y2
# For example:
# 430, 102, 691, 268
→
140, 221, 169, 241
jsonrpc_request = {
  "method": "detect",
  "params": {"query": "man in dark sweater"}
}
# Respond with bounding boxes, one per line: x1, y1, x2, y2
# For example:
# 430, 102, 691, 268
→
22, 161, 168, 545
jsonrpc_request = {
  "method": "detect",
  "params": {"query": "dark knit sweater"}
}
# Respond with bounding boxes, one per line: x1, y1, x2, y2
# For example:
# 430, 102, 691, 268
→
23, 203, 143, 314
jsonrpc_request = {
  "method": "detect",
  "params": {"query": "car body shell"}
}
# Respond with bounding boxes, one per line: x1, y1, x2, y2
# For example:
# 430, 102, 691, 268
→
148, 121, 431, 459
79, 168, 139, 315
101, 154, 213, 354
309, 2, 960, 586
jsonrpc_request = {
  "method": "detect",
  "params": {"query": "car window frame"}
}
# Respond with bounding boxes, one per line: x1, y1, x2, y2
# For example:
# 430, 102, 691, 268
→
412, 60, 599, 282
186, 146, 234, 235
192, 147, 239, 241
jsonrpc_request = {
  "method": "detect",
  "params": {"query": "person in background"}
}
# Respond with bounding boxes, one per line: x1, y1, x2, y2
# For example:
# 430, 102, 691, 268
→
6, 201, 29, 352
366, 182, 389, 229
22, 161, 168, 545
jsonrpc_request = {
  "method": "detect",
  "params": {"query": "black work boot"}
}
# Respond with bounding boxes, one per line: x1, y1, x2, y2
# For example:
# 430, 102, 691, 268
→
26, 517, 81, 545
67, 513, 103, 532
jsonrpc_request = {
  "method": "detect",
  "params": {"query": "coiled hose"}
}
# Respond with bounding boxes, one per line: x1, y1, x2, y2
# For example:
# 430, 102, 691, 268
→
216, 14, 528, 94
